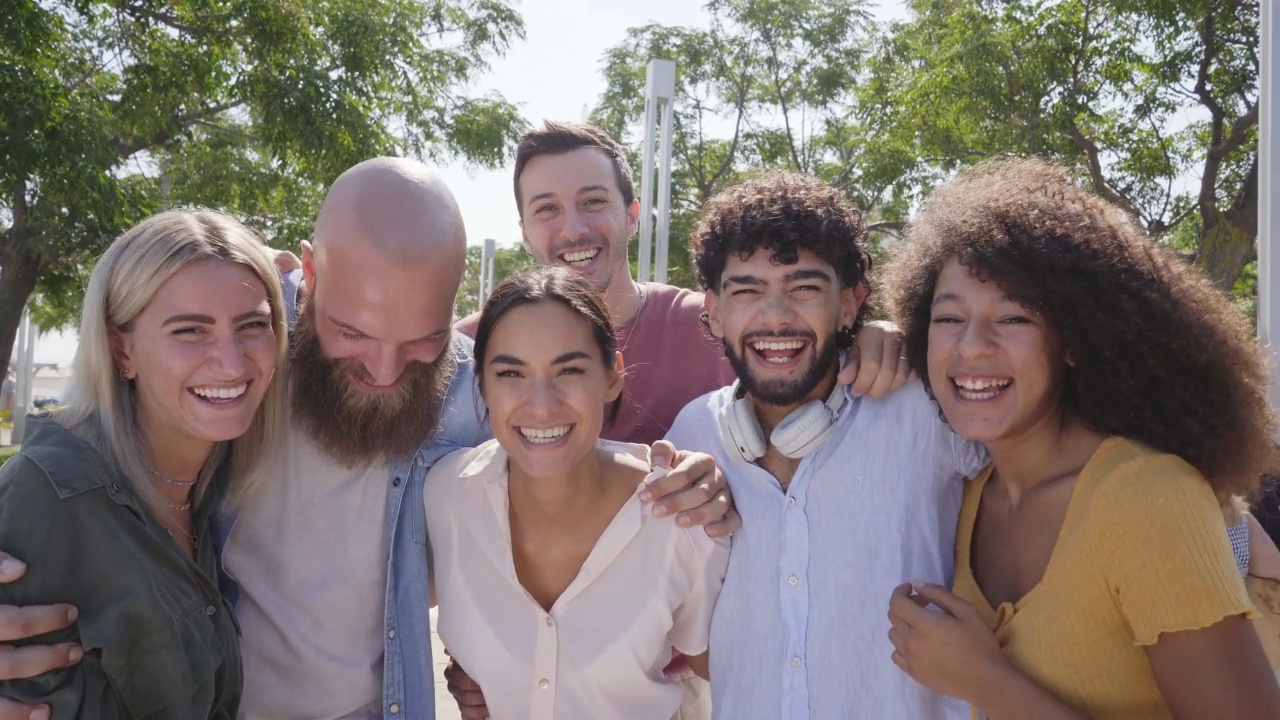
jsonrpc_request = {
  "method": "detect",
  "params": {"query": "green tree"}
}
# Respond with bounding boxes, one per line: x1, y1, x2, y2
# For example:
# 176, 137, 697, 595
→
592, 0, 905, 288
863, 0, 1260, 291
2, 0, 528, 365
455, 242, 532, 318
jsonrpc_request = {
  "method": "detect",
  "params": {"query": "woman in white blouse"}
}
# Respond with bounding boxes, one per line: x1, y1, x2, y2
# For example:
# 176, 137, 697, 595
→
425, 266, 729, 720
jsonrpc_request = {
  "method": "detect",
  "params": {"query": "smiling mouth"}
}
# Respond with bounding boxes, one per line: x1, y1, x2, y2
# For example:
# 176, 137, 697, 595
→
558, 248, 601, 268
749, 338, 808, 365
952, 377, 1012, 401
189, 382, 250, 404
518, 424, 574, 445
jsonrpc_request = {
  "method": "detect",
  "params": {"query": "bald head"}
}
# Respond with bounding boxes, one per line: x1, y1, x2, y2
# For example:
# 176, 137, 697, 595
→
299, 157, 468, 391
313, 156, 466, 261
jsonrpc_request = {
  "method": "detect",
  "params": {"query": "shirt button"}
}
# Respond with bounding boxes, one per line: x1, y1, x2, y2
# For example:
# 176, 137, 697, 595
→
538, 679, 550, 690
544, 617, 554, 627
388, 629, 396, 639
788, 575, 799, 586
392, 477, 402, 487
389, 704, 400, 714
205, 605, 217, 616
786, 497, 796, 507
792, 656, 802, 666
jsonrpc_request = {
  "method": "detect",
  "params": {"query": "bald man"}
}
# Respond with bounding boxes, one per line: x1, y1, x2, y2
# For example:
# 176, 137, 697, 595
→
0, 157, 735, 720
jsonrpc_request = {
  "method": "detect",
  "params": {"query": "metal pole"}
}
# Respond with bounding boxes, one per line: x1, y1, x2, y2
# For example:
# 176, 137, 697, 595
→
12, 310, 32, 443
1261, 0, 1279, 414
484, 238, 497, 303
637, 66, 661, 284
654, 89, 676, 284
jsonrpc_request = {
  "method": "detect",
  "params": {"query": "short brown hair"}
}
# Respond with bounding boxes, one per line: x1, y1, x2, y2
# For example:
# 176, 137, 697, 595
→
512, 121, 636, 214
884, 157, 1276, 500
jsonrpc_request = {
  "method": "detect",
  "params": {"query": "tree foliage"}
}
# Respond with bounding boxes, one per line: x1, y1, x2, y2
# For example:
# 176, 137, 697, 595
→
863, 0, 1260, 291
2, 0, 528, 366
591, 0, 903, 289
454, 242, 532, 318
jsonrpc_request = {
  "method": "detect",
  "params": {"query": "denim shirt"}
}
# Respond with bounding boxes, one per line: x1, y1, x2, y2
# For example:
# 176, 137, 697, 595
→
213, 269, 491, 719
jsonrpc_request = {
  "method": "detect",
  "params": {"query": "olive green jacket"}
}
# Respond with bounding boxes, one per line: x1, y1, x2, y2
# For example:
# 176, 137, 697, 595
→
0, 415, 241, 719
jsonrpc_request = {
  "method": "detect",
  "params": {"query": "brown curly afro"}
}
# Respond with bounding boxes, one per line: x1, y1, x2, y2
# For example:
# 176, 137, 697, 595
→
884, 157, 1275, 500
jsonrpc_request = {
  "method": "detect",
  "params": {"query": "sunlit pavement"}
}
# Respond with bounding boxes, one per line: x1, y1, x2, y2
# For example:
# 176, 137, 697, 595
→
431, 608, 463, 720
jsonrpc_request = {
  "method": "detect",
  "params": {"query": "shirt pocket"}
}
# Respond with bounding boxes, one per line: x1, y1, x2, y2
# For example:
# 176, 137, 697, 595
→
103, 602, 225, 719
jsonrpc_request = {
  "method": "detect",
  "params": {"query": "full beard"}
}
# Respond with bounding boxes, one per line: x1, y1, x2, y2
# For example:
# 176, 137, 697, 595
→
290, 302, 457, 467
724, 329, 838, 407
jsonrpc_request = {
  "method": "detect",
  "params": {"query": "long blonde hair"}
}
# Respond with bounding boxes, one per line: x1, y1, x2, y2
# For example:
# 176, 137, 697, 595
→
55, 208, 288, 514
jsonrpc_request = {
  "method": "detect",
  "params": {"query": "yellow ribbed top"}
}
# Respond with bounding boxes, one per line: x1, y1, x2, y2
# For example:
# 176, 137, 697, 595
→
953, 436, 1256, 720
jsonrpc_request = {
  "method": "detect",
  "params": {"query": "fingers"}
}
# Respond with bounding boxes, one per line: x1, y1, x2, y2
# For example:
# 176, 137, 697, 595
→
643, 452, 724, 516
847, 342, 881, 397
836, 346, 860, 386
0, 696, 50, 720
0, 642, 84, 681
864, 331, 906, 399
648, 440, 676, 470
0, 605, 78, 644
909, 580, 971, 618
0, 554, 26, 583
443, 660, 489, 719
703, 506, 741, 539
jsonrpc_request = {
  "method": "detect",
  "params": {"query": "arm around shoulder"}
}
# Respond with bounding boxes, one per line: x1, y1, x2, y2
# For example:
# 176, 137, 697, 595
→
0, 456, 123, 719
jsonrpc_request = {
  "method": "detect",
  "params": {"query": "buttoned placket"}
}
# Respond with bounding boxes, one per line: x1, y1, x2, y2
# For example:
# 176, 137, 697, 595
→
382, 459, 411, 720
779, 458, 815, 719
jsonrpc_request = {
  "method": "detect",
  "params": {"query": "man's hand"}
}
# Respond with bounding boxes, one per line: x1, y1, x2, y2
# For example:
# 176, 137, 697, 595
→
643, 441, 739, 538
839, 320, 913, 398
0, 552, 84, 720
443, 657, 489, 719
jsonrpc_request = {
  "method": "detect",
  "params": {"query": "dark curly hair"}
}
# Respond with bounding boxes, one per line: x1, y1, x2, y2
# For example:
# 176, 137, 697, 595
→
690, 171, 873, 343
884, 157, 1275, 500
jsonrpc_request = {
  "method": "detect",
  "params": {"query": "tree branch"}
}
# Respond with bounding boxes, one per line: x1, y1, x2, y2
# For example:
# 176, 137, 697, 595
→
1064, 123, 1144, 222
1200, 100, 1258, 212
867, 221, 904, 234
116, 99, 245, 158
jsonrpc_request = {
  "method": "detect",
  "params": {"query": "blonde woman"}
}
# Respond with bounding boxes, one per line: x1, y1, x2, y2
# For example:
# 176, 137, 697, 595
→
0, 210, 288, 719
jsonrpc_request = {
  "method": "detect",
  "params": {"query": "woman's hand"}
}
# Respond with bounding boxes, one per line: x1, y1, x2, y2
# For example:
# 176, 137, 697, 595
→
887, 581, 1010, 706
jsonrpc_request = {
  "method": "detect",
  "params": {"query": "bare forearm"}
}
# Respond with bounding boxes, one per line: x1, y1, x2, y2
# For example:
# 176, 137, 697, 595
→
973, 664, 1092, 720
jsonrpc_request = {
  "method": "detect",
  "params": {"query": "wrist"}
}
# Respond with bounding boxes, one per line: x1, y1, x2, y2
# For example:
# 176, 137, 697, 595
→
969, 652, 1018, 710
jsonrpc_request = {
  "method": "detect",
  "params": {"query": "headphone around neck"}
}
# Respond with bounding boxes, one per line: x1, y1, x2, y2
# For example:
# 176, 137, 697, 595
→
718, 378, 848, 463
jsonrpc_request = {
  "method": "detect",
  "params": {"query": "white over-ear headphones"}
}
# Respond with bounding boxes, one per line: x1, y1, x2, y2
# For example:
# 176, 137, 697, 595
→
718, 379, 849, 463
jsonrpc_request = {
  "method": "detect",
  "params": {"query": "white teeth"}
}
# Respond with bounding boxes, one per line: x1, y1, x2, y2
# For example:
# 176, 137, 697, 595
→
954, 378, 1011, 391
953, 377, 1010, 401
751, 340, 806, 352
561, 248, 600, 264
519, 425, 571, 444
192, 384, 247, 400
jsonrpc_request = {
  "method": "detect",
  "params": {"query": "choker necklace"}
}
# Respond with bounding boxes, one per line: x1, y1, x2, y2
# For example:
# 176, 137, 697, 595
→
149, 466, 197, 487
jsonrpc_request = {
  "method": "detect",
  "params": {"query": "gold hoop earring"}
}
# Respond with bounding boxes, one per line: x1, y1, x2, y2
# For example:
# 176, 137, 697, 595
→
120, 368, 132, 381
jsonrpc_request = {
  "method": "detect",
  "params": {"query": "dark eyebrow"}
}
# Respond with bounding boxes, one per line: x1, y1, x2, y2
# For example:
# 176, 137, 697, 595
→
490, 350, 593, 366
526, 192, 555, 208
721, 275, 766, 290
162, 309, 268, 327
576, 185, 609, 196
784, 268, 832, 283
553, 350, 591, 364
931, 292, 1020, 307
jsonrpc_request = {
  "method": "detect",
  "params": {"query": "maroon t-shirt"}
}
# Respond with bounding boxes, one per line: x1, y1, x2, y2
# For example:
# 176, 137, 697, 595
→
456, 282, 735, 445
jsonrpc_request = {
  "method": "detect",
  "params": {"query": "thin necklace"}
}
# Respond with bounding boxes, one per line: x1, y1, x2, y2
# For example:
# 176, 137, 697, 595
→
165, 522, 198, 550
149, 466, 197, 487
163, 497, 193, 511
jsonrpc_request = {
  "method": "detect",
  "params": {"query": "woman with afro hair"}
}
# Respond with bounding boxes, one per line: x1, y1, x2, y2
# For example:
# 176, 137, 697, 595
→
882, 157, 1280, 719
